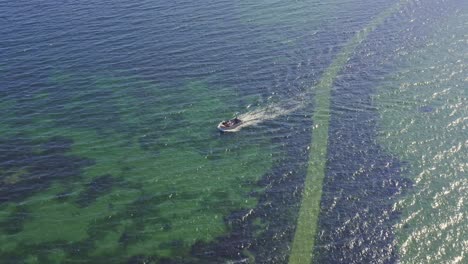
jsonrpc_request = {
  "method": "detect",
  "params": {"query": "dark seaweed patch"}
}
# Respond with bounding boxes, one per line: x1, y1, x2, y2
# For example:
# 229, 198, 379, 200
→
75, 174, 118, 207
0, 192, 174, 263
0, 205, 31, 235
40, 136, 74, 155
0, 137, 94, 205
159, 240, 183, 251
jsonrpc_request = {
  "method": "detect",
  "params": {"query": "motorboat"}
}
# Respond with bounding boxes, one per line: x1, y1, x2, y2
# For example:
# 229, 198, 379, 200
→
217, 117, 242, 132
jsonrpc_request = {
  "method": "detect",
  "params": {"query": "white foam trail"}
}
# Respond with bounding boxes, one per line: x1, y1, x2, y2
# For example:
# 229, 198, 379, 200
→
224, 99, 303, 132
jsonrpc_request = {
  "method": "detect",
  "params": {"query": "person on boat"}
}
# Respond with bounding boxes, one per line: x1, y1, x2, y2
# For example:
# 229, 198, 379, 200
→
220, 117, 242, 129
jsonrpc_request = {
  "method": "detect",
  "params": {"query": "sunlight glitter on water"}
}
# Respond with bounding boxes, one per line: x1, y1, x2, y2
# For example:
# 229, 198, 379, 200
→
376, 8, 467, 263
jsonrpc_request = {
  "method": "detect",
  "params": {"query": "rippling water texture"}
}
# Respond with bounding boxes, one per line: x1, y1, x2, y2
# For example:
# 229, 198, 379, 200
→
0, 0, 466, 263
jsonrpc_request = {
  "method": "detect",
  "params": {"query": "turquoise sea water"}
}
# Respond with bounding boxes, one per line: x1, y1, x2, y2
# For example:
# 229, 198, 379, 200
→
0, 0, 466, 263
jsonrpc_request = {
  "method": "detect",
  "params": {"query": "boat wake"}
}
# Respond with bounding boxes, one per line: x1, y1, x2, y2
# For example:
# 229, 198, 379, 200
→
223, 101, 303, 132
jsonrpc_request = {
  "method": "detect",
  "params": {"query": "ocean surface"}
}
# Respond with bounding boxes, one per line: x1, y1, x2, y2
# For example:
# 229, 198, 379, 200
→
0, 0, 466, 263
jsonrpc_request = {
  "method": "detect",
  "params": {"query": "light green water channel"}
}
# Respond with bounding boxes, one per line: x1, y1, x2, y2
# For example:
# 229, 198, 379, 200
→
288, 1, 407, 263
